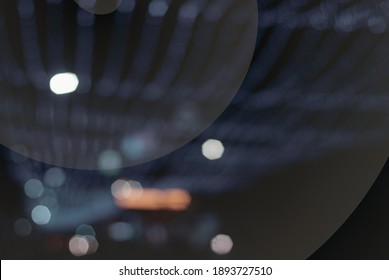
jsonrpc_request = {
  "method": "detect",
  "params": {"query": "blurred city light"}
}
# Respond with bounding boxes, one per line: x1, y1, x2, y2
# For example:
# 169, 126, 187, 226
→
76, 224, 96, 237
49, 73, 79, 95
24, 179, 44, 199
210, 234, 233, 255
114, 186, 191, 211
4, 0, 388, 261
68, 235, 89, 257
68, 233, 98, 257
31, 205, 52, 225
111, 179, 143, 200
202, 139, 225, 160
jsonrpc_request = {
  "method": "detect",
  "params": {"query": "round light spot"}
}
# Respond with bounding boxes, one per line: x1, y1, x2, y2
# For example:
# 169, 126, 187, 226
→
85, 235, 99, 254
50, 72, 79, 95
43, 167, 66, 188
210, 234, 233, 255
202, 139, 225, 160
108, 222, 135, 241
111, 179, 131, 199
98, 149, 122, 171
111, 179, 143, 199
24, 179, 44, 199
76, 224, 96, 237
69, 235, 89, 257
31, 205, 51, 225
14, 218, 32, 237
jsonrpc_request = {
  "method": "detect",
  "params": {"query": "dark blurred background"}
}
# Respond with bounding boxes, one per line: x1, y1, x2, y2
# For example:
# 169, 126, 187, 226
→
1, 0, 389, 259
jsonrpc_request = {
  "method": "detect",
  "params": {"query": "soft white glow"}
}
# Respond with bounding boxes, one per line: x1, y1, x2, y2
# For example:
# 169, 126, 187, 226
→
31, 205, 51, 225
69, 235, 89, 257
69, 234, 98, 256
210, 234, 233, 255
50, 73, 79, 95
111, 179, 143, 199
202, 139, 225, 160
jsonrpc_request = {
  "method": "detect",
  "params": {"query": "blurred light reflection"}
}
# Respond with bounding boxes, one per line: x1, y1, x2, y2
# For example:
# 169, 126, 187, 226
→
68, 233, 99, 256
31, 205, 52, 225
68, 235, 89, 257
114, 185, 191, 211
111, 179, 143, 199
24, 179, 44, 199
210, 234, 233, 255
76, 224, 96, 237
202, 139, 225, 160
49, 73, 79, 95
